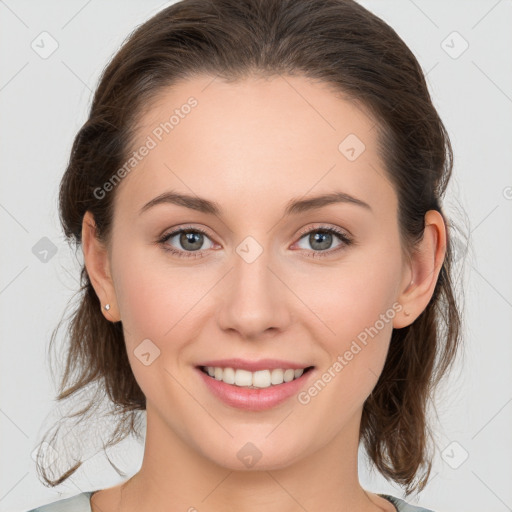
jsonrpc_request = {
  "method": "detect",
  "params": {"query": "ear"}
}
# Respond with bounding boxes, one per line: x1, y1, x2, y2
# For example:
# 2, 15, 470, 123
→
82, 210, 120, 323
393, 210, 447, 329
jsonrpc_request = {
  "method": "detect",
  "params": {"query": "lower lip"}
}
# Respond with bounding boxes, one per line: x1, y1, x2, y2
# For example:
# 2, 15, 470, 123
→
196, 367, 315, 411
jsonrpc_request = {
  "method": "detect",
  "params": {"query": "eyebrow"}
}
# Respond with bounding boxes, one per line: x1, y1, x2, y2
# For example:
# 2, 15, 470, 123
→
139, 190, 372, 217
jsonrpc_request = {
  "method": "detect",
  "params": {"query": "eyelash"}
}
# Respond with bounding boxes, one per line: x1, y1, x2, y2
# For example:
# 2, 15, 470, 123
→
157, 224, 353, 260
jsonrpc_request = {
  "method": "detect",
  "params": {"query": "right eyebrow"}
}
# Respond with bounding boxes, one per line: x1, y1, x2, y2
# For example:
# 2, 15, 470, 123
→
139, 191, 221, 216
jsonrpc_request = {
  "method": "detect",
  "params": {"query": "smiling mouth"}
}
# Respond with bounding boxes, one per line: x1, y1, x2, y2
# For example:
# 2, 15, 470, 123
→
198, 365, 315, 389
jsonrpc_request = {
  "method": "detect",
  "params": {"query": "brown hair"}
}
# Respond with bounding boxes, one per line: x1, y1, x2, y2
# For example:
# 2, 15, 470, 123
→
36, 0, 463, 497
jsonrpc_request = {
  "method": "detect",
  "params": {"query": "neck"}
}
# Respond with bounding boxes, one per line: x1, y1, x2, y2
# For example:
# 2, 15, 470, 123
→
107, 404, 392, 512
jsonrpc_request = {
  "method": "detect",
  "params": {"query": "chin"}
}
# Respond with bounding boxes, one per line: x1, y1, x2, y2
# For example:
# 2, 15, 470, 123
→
199, 435, 306, 472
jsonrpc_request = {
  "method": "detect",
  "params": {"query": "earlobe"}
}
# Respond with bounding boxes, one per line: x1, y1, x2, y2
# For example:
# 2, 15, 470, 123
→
81, 211, 120, 322
393, 210, 447, 329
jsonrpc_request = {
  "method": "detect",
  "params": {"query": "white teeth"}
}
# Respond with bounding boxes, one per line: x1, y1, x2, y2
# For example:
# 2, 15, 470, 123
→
203, 366, 307, 388
222, 367, 236, 384
253, 370, 271, 388
283, 369, 295, 382
235, 369, 253, 387
270, 369, 284, 385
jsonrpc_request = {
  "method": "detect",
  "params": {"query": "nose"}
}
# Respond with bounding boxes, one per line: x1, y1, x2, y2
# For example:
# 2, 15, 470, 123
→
216, 248, 292, 340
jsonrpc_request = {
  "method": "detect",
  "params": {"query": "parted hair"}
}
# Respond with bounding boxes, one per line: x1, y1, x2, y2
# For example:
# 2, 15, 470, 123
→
36, 0, 463, 497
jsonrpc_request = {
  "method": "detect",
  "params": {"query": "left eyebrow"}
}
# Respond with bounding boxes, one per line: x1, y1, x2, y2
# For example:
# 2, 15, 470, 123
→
138, 190, 372, 216
283, 191, 372, 215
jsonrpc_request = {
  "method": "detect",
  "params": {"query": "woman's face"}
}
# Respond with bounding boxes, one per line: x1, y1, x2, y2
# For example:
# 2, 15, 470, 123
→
93, 74, 414, 469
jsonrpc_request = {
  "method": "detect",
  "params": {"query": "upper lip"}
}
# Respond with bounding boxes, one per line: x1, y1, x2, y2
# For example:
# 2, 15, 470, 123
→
196, 358, 314, 372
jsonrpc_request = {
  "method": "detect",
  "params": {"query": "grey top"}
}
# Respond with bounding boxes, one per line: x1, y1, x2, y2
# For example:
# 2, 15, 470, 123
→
25, 491, 436, 511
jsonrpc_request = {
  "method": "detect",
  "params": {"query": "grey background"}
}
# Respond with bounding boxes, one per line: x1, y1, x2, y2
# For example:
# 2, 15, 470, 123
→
1, 1, 511, 511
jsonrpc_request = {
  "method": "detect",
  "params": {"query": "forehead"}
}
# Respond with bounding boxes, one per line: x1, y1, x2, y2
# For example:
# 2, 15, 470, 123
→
114, 74, 395, 219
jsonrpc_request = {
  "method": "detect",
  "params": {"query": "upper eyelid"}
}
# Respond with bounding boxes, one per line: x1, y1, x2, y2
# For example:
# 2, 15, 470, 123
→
161, 224, 350, 247
296, 224, 351, 238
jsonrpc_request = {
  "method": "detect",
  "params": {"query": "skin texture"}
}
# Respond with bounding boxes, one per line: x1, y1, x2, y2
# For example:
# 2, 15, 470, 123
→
83, 74, 446, 512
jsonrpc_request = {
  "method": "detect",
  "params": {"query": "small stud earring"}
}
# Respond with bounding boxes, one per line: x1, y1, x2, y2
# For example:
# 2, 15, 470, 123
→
104, 304, 111, 311
404, 310, 411, 317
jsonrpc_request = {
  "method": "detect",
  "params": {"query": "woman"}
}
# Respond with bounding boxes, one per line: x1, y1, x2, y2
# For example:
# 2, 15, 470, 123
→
27, 0, 462, 511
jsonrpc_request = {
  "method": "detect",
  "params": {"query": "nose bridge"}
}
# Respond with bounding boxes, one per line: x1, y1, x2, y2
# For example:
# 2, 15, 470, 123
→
217, 239, 291, 338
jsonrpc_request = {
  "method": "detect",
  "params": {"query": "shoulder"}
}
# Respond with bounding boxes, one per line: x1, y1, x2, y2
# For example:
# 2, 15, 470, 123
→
378, 493, 437, 512
24, 491, 94, 512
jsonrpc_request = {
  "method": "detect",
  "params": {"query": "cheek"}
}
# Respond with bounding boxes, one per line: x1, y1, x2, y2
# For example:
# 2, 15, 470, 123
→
111, 243, 183, 346
110, 247, 194, 402
293, 242, 402, 402
295, 266, 399, 426
299, 247, 401, 341
112, 243, 212, 352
